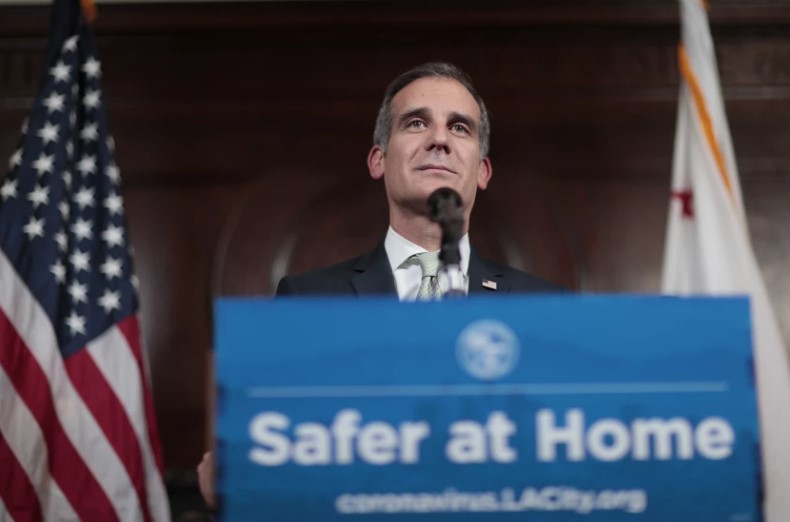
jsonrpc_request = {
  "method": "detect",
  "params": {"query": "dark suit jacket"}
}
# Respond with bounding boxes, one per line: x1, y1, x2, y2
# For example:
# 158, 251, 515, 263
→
276, 242, 562, 297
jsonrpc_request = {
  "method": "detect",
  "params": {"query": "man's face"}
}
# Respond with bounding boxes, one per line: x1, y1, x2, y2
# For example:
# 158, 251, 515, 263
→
368, 77, 492, 220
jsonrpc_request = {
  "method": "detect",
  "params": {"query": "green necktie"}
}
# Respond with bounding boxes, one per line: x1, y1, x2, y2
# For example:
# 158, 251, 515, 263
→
413, 251, 442, 300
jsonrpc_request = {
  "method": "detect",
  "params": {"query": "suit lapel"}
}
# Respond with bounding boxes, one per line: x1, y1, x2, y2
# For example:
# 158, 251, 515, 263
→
467, 248, 509, 295
350, 242, 398, 296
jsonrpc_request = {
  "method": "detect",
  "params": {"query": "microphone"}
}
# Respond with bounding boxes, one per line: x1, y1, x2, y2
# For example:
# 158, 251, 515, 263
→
427, 188, 465, 297
428, 188, 464, 264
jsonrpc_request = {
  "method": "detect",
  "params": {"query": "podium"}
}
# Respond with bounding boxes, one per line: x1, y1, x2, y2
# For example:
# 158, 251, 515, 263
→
214, 295, 760, 521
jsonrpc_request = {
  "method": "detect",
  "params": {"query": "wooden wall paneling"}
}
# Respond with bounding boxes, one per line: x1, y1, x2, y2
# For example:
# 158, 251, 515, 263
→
214, 174, 357, 296
126, 181, 249, 467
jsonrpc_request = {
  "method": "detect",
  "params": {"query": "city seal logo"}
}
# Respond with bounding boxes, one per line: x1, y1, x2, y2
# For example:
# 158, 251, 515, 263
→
456, 320, 520, 380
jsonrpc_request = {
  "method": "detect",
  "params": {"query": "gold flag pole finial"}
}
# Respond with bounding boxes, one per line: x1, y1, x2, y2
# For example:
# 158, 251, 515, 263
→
80, 0, 97, 24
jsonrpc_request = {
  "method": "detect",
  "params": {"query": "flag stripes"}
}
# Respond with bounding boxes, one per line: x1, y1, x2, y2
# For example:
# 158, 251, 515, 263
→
0, 365, 79, 522
0, 250, 142, 520
118, 316, 166, 476
0, 397, 46, 522
65, 348, 154, 522
0, 310, 118, 521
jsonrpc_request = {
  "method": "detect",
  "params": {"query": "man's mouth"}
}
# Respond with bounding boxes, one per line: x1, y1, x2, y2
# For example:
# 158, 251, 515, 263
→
416, 164, 456, 174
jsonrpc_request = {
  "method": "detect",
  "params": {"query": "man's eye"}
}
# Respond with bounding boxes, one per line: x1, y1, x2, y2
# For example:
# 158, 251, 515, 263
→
407, 120, 425, 128
451, 124, 470, 134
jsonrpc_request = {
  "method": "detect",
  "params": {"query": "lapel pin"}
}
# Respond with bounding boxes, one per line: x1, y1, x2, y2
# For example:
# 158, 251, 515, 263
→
482, 279, 497, 291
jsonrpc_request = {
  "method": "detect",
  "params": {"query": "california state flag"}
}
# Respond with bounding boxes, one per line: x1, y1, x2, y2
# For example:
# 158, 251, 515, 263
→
663, 0, 790, 519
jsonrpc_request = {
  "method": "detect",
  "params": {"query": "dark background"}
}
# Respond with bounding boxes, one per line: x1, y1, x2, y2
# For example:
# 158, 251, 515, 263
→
1, 0, 789, 515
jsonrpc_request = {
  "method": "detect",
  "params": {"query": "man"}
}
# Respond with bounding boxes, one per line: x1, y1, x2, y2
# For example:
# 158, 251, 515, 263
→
276, 61, 559, 299
198, 61, 560, 508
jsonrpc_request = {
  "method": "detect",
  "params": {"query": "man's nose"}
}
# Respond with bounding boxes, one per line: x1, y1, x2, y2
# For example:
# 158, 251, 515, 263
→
427, 125, 450, 153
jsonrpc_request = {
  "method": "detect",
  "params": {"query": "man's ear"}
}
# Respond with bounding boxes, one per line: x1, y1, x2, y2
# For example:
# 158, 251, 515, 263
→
368, 145, 385, 180
477, 157, 492, 190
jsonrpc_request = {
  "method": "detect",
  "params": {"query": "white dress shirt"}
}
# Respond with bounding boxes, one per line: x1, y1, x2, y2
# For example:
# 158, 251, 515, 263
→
384, 226, 470, 301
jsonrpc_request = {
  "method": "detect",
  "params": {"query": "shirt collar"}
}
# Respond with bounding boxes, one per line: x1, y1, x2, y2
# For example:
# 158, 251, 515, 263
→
384, 226, 471, 274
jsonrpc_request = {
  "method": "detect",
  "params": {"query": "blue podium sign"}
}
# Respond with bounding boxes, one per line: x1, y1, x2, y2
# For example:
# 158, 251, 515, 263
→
214, 296, 760, 521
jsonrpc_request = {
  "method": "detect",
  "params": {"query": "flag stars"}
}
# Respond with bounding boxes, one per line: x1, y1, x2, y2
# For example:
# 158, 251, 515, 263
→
65, 312, 86, 336
100, 257, 123, 280
69, 249, 90, 274
82, 57, 102, 79
67, 281, 88, 303
102, 225, 124, 248
8, 148, 23, 168
50, 260, 66, 284
37, 122, 60, 145
63, 35, 79, 52
55, 230, 68, 251
1, 179, 17, 201
27, 185, 50, 208
49, 60, 71, 83
74, 187, 95, 209
80, 123, 98, 142
98, 289, 121, 314
5, 36, 139, 339
105, 164, 120, 183
104, 193, 123, 215
23, 217, 45, 240
43, 92, 65, 114
77, 155, 97, 176
70, 217, 93, 242
33, 153, 55, 176
83, 89, 101, 109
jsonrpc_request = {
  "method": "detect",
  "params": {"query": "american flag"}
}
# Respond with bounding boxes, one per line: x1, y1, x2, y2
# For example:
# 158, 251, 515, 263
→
0, 1, 170, 520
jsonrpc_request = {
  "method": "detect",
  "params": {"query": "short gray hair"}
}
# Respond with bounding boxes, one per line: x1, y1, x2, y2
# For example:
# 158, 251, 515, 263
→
373, 62, 490, 158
